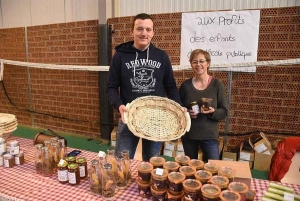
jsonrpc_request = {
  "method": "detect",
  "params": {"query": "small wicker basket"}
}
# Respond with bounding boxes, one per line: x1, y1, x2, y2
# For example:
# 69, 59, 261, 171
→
124, 96, 191, 141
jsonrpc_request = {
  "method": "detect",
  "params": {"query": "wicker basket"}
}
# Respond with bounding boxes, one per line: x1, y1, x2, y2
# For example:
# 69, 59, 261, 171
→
124, 96, 191, 141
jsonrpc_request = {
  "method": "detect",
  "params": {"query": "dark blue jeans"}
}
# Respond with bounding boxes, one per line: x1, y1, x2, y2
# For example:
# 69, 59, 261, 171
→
115, 119, 162, 161
181, 137, 220, 162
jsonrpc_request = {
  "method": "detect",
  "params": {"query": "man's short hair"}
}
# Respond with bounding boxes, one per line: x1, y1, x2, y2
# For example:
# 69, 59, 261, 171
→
132, 13, 154, 30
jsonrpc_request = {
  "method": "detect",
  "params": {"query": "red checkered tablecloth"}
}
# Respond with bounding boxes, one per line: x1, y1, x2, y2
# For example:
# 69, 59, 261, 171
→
1, 137, 300, 201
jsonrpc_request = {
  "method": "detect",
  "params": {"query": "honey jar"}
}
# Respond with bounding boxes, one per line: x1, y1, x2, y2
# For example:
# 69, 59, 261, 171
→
151, 184, 167, 201
245, 189, 256, 201
208, 175, 229, 190
9, 140, 20, 155
191, 101, 200, 115
150, 156, 166, 169
136, 179, 152, 198
228, 182, 248, 201
168, 171, 186, 195
201, 184, 221, 201
68, 163, 80, 185
182, 179, 202, 201
151, 168, 168, 190
195, 169, 212, 184
203, 162, 220, 176
175, 155, 190, 166
76, 157, 87, 179
220, 190, 241, 201
66, 156, 76, 164
163, 161, 180, 173
167, 190, 184, 201
57, 159, 68, 184
179, 166, 196, 179
137, 162, 153, 184
188, 159, 204, 170
218, 166, 236, 183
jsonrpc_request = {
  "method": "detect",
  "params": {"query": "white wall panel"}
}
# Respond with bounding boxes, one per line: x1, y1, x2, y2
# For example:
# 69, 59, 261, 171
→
65, 0, 98, 23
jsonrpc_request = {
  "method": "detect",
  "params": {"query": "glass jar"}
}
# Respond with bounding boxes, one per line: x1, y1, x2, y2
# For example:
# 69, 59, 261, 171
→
102, 164, 116, 200
68, 163, 80, 185
151, 168, 168, 190
228, 182, 248, 201
89, 159, 102, 195
14, 151, 25, 165
191, 101, 200, 115
220, 190, 241, 201
175, 155, 190, 166
3, 153, 14, 168
151, 184, 167, 201
195, 169, 212, 185
208, 175, 229, 190
66, 156, 76, 164
34, 144, 43, 174
57, 159, 68, 183
50, 141, 59, 173
163, 161, 180, 173
189, 159, 204, 171
136, 179, 151, 198
137, 161, 153, 184
167, 190, 184, 201
203, 162, 220, 176
59, 138, 67, 160
0, 153, 4, 166
115, 155, 127, 189
41, 147, 52, 176
77, 157, 88, 179
201, 184, 221, 201
150, 156, 166, 169
179, 166, 196, 179
182, 179, 202, 201
121, 150, 131, 182
106, 148, 118, 181
9, 140, 20, 155
168, 171, 186, 195
218, 166, 236, 183
245, 189, 256, 201
0, 137, 6, 154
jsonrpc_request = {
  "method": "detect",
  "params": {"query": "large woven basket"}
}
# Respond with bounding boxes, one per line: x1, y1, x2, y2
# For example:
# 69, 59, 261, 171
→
124, 96, 191, 141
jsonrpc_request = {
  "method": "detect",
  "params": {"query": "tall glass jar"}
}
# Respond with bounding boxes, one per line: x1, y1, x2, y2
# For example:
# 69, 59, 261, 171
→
89, 159, 102, 195
41, 146, 52, 177
57, 159, 68, 184
59, 138, 67, 160
34, 144, 43, 174
102, 164, 116, 200
115, 155, 127, 189
50, 141, 60, 173
106, 148, 118, 180
121, 150, 131, 182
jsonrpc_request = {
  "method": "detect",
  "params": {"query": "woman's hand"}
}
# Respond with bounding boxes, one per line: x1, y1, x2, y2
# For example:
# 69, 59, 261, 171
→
189, 109, 198, 118
201, 106, 215, 114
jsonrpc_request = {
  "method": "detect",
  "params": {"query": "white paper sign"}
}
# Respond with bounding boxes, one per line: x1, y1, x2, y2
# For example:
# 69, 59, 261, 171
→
180, 10, 260, 71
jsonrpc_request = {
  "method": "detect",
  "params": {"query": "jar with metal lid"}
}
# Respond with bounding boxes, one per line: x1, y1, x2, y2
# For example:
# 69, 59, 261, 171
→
9, 140, 20, 155
191, 101, 200, 115
68, 163, 80, 185
57, 159, 68, 183
201, 184, 221, 201
151, 168, 168, 190
76, 157, 87, 179
168, 171, 186, 195
183, 179, 202, 201
175, 155, 190, 166
220, 190, 241, 201
163, 161, 180, 173
228, 182, 248, 201
102, 163, 116, 200
15, 151, 25, 165
218, 166, 236, 183
89, 159, 102, 195
208, 175, 229, 190
150, 156, 166, 169
137, 161, 153, 184
34, 144, 43, 174
66, 156, 76, 164
179, 166, 196, 180
0, 137, 6, 154
195, 169, 212, 184
203, 162, 220, 176
3, 153, 14, 168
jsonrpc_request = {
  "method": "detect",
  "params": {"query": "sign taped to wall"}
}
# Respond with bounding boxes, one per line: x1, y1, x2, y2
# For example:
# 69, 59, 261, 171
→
180, 10, 260, 71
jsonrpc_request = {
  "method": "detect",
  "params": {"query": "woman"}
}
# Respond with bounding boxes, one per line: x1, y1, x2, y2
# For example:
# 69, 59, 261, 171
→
179, 49, 228, 161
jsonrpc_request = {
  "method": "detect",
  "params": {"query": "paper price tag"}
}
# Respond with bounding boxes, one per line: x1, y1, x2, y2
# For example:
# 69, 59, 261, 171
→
59, 159, 65, 166
283, 192, 294, 201
98, 151, 106, 158
155, 168, 164, 176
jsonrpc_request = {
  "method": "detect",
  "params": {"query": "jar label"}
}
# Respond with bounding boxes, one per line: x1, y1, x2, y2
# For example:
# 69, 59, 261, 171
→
138, 172, 151, 182
4, 159, 9, 167
68, 172, 77, 184
79, 166, 86, 177
192, 105, 200, 114
184, 189, 200, 200
0, 144, 6, 153
9, 146, 20, 155
15, 157, 20, 165
152, 178, 167, 190
58, 170, 68, 182
169, 182, 183, 192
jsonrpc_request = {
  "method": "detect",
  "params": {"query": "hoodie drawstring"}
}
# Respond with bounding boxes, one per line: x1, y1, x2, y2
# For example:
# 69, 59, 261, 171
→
134, 47, 149, 77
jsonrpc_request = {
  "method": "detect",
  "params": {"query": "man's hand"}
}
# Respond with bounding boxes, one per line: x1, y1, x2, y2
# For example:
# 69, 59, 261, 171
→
119, 105, 127, 124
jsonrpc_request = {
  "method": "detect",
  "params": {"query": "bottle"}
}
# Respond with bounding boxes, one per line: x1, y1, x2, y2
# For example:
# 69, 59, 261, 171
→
106, 148, 118, 181
41, 146, 52, 176
68, 163, 80, 185
89, 159, 102, 195
121, 150, 131, 182
77, 157, 88, 179
115, 155, 127, 189
34, 144, 43, 174
102, 164, 116, 200
191, 101, 200, 115
50, 141, 60, 172
57, 159, 68, 184
59, 138, 67, 160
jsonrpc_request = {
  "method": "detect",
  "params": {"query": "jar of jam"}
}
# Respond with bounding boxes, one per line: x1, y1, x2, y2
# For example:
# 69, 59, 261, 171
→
163, 161, 180, 173
68, 163, 80, 185
3, 153, 14, 168
182, 179, 202, 201
228, 182, 248, 201
218, 166, 236, 183
137, 162, 153, 184
245, 189, 256, 201
203, 162, 220, 176
167, 190, 184, 201
195, 170, 212, 184
76, 157, 87, 179
136, 179, 151, 198
0, 153, 4, 166
191, 101, 200, 115
201, 184, 221, 201
150, 156, 166, 169
175, 155, 190, 166
151, 184, 167, 201
179, 166, 196, 180
66, 156, 76, 164
208, 175, 229, 190
0, 137, 6, 154
220, 190, 241, 201
15, 151, 25, 165
168, 171, 186, 195
9, 140, 20, 155
189, 159, 204, 171
151, 168, 168, 190
57, 159, 68, 183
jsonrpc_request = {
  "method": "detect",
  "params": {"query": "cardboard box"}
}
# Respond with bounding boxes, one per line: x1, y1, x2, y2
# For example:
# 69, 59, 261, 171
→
176, 150, 185, 156
111, 127, 117, 141
249, 132, 274, 154
239, 141, 255, 162
209, 160, 252, 188
163, 149, 176, 157
177, 139, 184, 152
253, 152, 273, 171
222, 144, 238, 161
164, 141, 177, 151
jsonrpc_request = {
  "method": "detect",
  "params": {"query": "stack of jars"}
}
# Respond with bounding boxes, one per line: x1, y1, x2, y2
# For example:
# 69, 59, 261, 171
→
0, 138, 25, 168
135, 155, 255, 201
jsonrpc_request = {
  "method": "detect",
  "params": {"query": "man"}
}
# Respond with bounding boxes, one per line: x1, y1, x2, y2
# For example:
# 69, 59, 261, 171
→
106, 13, 182, 161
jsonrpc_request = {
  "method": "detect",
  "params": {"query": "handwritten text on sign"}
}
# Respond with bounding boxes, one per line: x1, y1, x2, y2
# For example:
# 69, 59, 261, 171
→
180, 10, 260, 66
